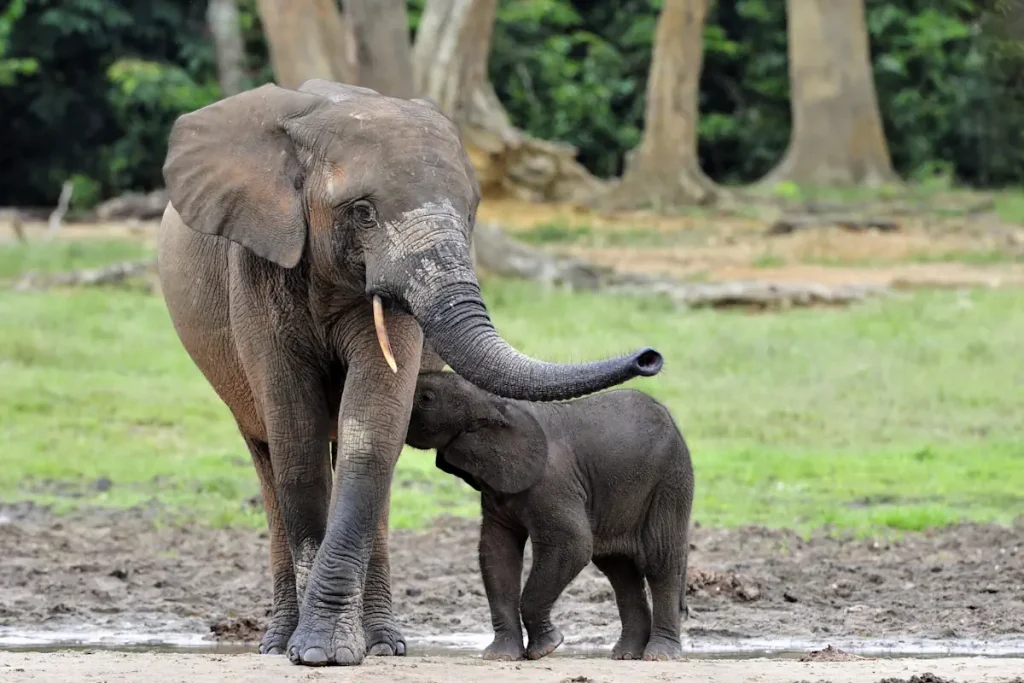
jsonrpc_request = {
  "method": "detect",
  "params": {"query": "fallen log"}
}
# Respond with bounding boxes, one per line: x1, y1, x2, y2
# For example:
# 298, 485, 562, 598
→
472, 221, 611, 291
13, 260, 156, 292
604, 277, 887, 310
767, 214, 900, 236
94, 190, 169, 221
473, 222, 888, 309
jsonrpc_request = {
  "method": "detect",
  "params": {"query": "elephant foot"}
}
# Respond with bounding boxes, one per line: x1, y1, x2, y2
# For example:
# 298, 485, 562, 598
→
363, 618, 407, 657
259, 610, 298, 655
287, 610, 365, 667
525, 626, 563, 661
642, 635, 683, 662
610, 632, 649, 661
482, 634, 526, 661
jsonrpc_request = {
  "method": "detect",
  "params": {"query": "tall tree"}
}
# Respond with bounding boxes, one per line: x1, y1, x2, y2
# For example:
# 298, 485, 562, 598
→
597, 0, 718, 211
761, 0, 897, 187
256, 0, 357, 90
412, 0, 604, 202
206, 0, 246, 96
343, 0, 414, 97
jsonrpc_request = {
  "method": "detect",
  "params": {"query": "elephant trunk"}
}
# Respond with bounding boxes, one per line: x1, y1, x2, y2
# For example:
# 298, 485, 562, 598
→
387, 238, 663, 402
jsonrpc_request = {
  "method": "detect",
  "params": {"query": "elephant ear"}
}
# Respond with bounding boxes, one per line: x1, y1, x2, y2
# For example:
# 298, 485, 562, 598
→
441, 403, 548, 495
162, 83, 325, 268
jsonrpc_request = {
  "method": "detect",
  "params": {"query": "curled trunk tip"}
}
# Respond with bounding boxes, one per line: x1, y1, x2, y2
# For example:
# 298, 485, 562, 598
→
632, 347, 664, 377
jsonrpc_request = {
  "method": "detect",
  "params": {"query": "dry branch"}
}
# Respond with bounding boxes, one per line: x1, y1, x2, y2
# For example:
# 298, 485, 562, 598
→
12, 215, 26, 243
473, 222, 887, 309
45, 180, 74, 241
0, 209, 28, 243
767, 214, 900, 235
13, 260, 156, 292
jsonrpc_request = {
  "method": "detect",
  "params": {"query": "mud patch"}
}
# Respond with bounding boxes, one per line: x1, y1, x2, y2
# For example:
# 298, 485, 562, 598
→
878, 675, 957, 683
0, 503, 1022, 652
208, 617, 263, 642
800, 645, 865, 662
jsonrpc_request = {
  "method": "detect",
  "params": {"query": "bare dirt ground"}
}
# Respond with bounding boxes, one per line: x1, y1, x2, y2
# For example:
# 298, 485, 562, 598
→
1, 503, 1021, 654
1, 506, 1023, 681
3, 651, 1024, 683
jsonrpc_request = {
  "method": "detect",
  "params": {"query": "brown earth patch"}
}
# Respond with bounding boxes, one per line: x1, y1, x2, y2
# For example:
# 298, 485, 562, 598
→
1, 503, 1021, 653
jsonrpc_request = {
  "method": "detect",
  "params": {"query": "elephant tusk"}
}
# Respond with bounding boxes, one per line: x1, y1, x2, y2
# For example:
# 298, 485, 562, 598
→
372, 295, 398, 374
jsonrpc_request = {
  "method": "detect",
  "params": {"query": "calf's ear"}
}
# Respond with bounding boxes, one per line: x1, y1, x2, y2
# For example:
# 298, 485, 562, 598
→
442, 403, 547, 494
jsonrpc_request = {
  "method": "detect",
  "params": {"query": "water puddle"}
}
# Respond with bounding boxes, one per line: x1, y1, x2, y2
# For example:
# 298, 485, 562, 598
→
1, 626, 1022, 659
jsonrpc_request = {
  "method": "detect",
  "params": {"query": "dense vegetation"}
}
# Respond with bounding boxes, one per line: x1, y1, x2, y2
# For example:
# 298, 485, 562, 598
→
2, 0, 1023, 206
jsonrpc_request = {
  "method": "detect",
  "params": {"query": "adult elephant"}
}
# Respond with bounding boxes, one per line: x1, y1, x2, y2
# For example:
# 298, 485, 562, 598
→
156, 79, 663, 667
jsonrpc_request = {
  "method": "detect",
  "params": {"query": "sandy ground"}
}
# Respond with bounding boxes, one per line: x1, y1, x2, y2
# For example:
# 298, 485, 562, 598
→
1, 503, 1021, 655
2, 651, 1024, 683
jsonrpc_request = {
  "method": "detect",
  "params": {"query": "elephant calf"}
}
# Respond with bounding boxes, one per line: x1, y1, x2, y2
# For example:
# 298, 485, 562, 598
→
406, 371, 695, 662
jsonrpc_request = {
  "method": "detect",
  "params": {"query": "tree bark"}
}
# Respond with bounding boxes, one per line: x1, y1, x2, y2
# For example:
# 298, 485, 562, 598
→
255, 0, 357, 90
207, 0, 247, 96
596, 0, 718, 212
342, 0, 414, 98
760, 0, 898, 188
412, 0, 606, 203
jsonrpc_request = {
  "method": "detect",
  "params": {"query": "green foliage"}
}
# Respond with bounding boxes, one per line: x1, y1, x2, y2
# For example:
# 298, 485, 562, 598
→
104, 58, 220, 192
2, 0, 1024, 205
0, 0, 38, 86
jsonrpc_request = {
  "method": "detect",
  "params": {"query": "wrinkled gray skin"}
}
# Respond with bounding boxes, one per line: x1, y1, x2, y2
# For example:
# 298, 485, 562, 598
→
406, 372, 694, 662
156, 79, 663, 667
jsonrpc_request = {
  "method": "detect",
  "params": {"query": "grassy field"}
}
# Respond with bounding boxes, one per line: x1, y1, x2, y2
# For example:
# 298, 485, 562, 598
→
0, 237, 1022, 534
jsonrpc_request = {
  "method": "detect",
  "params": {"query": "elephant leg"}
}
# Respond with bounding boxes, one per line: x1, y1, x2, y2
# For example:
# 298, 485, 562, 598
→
642, 567, 684, 661
479, 510, 528, 661
244, 357, 333, 653
243, 433, 299, 655
520, 513, 592, 661
593, 556, 651, 660
361, 485, 406, 656
287, 314, 423, 667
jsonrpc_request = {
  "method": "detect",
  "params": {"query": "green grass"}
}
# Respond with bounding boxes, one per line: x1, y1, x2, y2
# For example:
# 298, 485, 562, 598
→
1, 242, 1022, 534
0, 239, 154, 281
515, 221, 712, 249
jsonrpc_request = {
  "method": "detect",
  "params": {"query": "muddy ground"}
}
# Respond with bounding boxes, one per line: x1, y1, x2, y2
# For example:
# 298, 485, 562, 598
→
0, 502, 1021, 655
3, 651, 1024, 683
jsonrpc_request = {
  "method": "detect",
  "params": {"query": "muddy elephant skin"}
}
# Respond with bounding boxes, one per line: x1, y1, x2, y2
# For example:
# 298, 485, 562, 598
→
406, 371, 693, 662
155, 79, 663, 666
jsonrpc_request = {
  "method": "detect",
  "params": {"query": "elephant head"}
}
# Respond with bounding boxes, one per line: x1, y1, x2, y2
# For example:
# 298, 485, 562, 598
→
162, 79, 662, 401
407, 371, 548, 495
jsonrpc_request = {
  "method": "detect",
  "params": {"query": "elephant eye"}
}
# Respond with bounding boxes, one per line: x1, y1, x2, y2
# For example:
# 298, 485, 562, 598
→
419, 390, 434, 404
349, 200, 376, 227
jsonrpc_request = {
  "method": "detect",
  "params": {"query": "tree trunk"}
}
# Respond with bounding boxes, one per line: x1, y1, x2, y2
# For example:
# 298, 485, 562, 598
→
207, 0, 247, 96
596, 0, 718, 212
760, 0, 897, 188
255, 0, 357, 90
413, 0, 606, 203
342, 0, 414, 98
